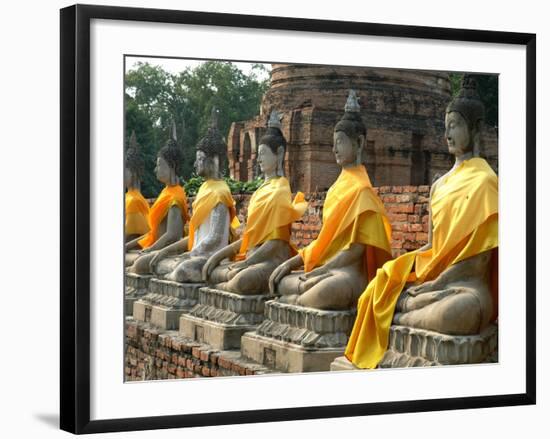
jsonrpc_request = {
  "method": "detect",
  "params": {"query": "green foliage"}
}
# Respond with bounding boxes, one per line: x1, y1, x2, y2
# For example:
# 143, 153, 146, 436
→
182, 175, 264, 197
448, 73, 498, 128
125, 61, 270, 197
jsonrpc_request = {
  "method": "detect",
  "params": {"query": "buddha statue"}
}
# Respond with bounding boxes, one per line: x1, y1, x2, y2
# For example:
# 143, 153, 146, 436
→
124, 131, 150, 242
125, 122, 189, 267
134, 108, 240, 283
202, 110, 308, 295
345, 76, 498, 369
268, 90, 393, 310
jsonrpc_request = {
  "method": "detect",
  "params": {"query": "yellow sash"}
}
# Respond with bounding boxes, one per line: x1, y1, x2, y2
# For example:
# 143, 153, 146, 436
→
345, 157, 498, 369
187, 179, 241, 251
237, 176, 307, 258
138, 185, 189, 249
299, 165, 392, 276
125, 189, 150, 236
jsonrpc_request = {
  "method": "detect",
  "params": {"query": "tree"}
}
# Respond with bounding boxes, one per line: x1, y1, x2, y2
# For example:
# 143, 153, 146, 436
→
125, 61, 270, 197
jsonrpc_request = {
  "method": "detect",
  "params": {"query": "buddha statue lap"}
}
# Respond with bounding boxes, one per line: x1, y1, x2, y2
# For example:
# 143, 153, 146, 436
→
125, 123, 189, 268
344, 76, 499, 369
268, 91, 393, 311
202, 110, 308, 295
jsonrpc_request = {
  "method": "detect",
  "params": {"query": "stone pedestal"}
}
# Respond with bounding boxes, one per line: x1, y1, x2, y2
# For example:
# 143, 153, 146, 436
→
125, 273, 152, 316
132, 279, 202, 330
330, 323, 499, 370
240, 300, 356, 373
179, 287, 268, 350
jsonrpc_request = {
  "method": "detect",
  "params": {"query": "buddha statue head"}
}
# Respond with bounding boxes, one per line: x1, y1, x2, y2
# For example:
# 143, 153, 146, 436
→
125, 130, 144, 190
445, 75, 485, 157
156, 121, 183, 186
333, 90, 366, 168
258, 110, 286, 178
195, 107, 226, 180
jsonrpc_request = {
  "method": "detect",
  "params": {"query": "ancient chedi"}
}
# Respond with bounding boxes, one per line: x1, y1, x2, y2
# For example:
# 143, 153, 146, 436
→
228, 64, 498, 192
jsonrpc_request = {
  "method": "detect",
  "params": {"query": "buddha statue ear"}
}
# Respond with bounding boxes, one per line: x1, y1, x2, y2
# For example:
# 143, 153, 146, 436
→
276, 145, 285, 176
211, 154, 220, 179
471, 119, 483, 156
356, 134, 366, 166
169, 165, 178, 186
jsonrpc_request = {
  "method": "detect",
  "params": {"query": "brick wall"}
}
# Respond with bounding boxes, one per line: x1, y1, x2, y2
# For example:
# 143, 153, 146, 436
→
229, 185, 431, 258
125, 320, 273, 381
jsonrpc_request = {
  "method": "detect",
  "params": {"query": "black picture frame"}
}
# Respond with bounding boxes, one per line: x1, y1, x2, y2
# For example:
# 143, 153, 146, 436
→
60, 4, 536, 434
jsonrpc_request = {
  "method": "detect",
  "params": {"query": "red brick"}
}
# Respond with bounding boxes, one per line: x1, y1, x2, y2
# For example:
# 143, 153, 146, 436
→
192, 347, 201, 359
416, 232, 429, 241
176, 367, 186, 378
410, 224, 423, 232
391, 186, 403, 193
201, 366, 211, 377
402, 186, 418, 193
199, 350, 210, 362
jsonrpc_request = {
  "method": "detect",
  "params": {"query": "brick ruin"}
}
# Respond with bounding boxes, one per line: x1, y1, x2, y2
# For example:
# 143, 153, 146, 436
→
228, 64, 498, 193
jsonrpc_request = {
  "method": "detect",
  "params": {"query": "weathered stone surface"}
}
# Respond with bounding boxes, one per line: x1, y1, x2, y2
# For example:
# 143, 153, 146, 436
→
329, 324, 498, 370
132, 279, 202, 330
379, 324, 498, 367
241, 331, 345, 373
125, 273, 152, 316
187, 287, 268, 325
240, 300, 356, 372
255, 300, 356, 349
179, 287, 269, 350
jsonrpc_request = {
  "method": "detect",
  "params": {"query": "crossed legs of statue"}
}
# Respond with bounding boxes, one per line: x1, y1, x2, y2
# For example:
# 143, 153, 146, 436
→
165, 256, 207, 283
393, 251, 494, 335
125, 251, 141, 267
210, 260, 282, 295
276, 264, 368, 311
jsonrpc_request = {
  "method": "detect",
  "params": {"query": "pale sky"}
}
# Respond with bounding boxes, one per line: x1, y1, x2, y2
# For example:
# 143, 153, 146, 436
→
125, 56, 271, 81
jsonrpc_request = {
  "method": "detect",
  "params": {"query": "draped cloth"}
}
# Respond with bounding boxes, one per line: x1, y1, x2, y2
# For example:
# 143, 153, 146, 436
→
345, 157, 499, 369
125, 189, 150, 236
298, 164, 393, 280
236, 176, 307, 259
138, 185, 189, 249
187, 179, 240, 251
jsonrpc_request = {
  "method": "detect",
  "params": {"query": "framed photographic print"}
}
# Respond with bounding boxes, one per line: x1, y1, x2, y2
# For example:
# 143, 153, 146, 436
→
60, 4, 536, 434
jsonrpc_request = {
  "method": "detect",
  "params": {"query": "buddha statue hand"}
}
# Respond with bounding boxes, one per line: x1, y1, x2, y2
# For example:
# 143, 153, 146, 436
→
226, 260, 249, 280
268, 261, 292, 295
202, 244, 236, 282
406, 279, 440, 297
298, 266, 329, 282
148, 249, 166, 273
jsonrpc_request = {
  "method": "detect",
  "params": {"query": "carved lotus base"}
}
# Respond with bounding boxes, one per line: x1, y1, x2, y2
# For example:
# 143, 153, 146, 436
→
240, 300, 357, 372
330, 323, 498, 370
132, 279, 202, 330
179, 287, 269, 350
125, 273, 152, 316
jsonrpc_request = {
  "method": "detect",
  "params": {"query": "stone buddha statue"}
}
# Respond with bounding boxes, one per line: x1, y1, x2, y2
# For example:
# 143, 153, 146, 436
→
202, 110, 308, 295
133, 108, 240, 283
124, 131, 150, 242
125, 122, 189, 267
268, 90, 393, 310
345, 76, 499, 369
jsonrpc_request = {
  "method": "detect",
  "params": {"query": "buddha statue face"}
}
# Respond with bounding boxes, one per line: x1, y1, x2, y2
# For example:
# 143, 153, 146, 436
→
194, 150, 219, 179
155, 156, 174, 185
258, 143, 282, 176
445, 111, 472, 156
333, 130, 363, 167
